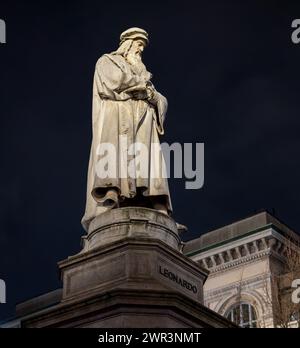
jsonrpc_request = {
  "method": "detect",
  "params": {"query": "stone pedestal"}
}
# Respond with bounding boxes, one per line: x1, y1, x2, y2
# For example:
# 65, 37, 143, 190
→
21, 208, 234, 328
82, 206, 182, 252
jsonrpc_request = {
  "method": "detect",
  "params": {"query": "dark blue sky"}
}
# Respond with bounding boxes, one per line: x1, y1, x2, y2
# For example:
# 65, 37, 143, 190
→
1, 0, 300, 321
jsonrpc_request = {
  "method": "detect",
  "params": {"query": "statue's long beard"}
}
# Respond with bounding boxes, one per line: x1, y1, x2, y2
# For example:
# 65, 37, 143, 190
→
126, 52, 146, 75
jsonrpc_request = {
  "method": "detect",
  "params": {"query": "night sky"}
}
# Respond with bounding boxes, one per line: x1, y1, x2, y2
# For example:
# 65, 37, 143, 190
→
1, 0, 300, 321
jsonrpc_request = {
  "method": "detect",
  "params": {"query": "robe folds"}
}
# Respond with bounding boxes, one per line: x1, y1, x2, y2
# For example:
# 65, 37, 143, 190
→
81, 53, 172, 231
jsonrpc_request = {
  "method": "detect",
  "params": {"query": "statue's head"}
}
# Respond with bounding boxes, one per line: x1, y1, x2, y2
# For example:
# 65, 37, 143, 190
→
120, 27, 149, 47
116, 27, 149, 59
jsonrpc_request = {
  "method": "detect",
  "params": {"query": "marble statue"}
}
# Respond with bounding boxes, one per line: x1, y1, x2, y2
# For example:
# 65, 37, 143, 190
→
82, 28, 173, 231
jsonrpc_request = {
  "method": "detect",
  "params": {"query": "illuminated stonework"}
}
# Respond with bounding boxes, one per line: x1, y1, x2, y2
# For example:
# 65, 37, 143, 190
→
185, 211, 300, 328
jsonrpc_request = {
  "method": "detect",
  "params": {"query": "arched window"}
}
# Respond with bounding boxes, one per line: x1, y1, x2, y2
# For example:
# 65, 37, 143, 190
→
226, 303, 258, 328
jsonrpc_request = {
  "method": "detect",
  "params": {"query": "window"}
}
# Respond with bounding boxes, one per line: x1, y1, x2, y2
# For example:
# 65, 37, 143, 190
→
226, 303, 258, 328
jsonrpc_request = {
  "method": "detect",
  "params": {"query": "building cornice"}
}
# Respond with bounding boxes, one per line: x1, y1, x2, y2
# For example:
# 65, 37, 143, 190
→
187, 227, 299, 274
185, 223, 290, 257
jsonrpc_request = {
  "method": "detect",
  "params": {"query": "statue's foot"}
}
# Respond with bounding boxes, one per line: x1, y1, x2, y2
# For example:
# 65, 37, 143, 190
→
103, 199, 118, 208
101, 189, 119, 209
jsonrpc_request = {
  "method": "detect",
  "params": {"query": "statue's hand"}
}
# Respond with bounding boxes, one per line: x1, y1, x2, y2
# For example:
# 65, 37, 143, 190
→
146, 86, 159, 105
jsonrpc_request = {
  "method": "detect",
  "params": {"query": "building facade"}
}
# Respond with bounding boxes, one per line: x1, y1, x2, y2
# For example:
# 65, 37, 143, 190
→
184, 211, 300, 328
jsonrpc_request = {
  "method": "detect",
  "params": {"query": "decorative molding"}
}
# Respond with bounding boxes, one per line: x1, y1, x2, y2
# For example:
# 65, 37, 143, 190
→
192, 230, 299, 274
204, 274, 270, 300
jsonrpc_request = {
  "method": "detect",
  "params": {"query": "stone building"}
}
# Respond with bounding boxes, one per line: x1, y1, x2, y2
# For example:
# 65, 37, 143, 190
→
184, 210, 300, 328
1, 210, 299, 328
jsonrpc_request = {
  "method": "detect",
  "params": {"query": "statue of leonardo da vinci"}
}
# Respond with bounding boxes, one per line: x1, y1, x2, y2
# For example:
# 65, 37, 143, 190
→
82, 27, 173, 231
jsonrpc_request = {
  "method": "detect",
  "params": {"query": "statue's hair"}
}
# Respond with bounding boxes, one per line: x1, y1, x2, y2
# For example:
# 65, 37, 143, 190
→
113, 39, 134, 57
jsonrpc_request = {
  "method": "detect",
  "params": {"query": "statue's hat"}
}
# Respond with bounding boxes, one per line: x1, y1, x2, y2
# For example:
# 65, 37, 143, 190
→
120, 27, 149, 45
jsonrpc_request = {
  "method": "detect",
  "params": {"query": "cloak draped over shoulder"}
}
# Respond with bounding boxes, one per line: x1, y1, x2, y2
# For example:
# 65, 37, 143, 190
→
81, 53, 172, 231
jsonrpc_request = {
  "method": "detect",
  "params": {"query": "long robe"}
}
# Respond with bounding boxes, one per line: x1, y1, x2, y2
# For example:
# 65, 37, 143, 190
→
81, 53, 172, 231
